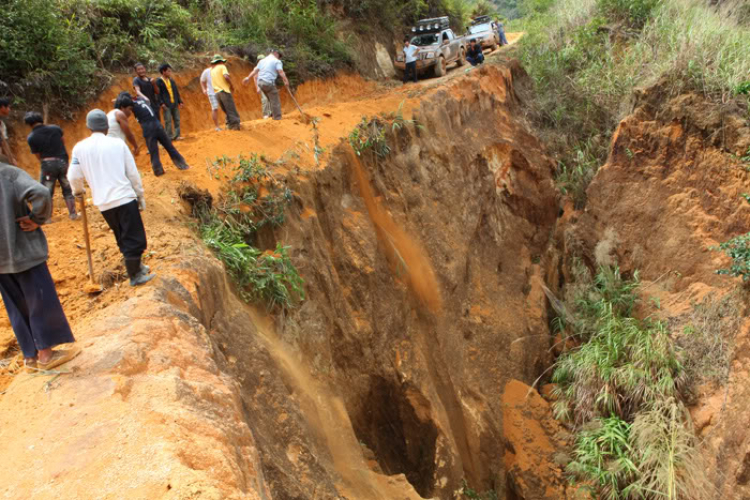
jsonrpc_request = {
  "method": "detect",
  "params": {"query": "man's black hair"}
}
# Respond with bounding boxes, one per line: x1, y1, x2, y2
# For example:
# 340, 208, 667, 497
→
404, 37, 410, 42
114, 91, 134, 110
24, 111, 44, 126
134, 62, 145, 69
158, 63, 172, 74
0, 97, 10, 108
470, 38, 477, 43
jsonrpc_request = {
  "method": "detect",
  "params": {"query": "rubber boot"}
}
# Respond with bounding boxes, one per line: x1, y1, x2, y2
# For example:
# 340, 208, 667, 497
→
65, 198, 80, 220
125, 258, 156, 287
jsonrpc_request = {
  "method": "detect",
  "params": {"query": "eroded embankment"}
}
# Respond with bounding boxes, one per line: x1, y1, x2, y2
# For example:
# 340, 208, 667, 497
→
0, 61, 565, 499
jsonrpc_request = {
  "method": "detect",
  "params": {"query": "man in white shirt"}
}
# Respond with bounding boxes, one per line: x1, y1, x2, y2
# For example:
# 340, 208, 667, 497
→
68, 109, 155, 287
242, 49, 290, 120
403, 37, 420, 84
200, 62, 221, 131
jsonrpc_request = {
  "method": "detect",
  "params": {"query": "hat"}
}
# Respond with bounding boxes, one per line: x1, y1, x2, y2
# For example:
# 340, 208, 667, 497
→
86, 109, 108, 132
257, 54, 266, 61
211, 54, 227, 64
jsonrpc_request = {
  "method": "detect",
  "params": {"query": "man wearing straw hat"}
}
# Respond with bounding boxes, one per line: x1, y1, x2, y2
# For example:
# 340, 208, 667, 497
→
210, 54, 241, 130
67, 109, 155, 287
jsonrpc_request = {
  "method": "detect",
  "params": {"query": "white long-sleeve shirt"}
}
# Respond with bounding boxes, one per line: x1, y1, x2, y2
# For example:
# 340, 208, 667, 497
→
67, 133, 144, 212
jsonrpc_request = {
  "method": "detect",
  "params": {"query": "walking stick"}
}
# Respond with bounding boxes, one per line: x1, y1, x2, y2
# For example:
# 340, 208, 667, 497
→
79, 195, 103, 294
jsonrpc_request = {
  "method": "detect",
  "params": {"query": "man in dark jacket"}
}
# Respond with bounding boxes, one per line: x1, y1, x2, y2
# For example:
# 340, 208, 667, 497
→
0, 159, 79, 371
114, 92, 190, 176
466, 39, 485, 66
157, 63, 183, 141
24, 112, 79, 220
133, 62, 160, 121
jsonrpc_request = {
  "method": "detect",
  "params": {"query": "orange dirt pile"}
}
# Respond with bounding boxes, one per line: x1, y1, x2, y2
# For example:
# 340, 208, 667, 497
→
502, 380, 577, 500
347, 148, 442, 314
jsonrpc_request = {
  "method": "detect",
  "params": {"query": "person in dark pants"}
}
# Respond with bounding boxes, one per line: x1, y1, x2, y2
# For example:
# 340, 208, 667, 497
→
156, 63, 183, 141
24, 112, 79, 220
403, 37, 420, 84
67, 109, 155, 287
466, 39, 485, 66
133, 62, 161, 122
0, 158, 79, 372
114, 92, 190, 176
242, 49, 290, 121
210, 54, 241, 130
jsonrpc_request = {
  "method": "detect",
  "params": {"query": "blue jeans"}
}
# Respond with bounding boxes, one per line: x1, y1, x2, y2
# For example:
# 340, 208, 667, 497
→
467, 53, 485, 66
404, 61, 418, 83
497, 27, 509, 45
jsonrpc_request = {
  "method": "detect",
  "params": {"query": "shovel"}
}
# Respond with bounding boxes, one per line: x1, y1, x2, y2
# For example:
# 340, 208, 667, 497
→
286, 87, 311, 124
79, 195, 103, 294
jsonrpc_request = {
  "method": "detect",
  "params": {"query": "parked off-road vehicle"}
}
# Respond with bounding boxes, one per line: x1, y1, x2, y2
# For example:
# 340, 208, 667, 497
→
394, 16, 467, 79
466, 15, 499, 51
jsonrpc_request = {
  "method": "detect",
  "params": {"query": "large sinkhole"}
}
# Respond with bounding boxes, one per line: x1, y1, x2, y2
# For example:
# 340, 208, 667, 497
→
350, 376, 439, 498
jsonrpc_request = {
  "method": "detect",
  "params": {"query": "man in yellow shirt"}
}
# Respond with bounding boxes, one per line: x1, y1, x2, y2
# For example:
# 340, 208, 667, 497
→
209, 54, 241, 130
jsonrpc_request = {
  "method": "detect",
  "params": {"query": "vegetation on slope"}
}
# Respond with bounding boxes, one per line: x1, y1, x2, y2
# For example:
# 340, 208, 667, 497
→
515, 0, 750, 206
186, 155, 304, 311
1, 0, 498, 113
553, 267, 711, 499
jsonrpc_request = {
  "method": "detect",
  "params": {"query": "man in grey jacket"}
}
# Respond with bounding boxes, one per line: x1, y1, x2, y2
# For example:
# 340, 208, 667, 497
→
0, 160, 79, 371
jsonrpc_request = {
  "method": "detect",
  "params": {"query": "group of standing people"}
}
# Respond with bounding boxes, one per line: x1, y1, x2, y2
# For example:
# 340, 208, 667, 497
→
0, 49, 294, 375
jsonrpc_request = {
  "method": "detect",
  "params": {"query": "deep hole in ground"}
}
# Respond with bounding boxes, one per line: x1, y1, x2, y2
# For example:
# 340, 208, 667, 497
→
350, 376, 439, 497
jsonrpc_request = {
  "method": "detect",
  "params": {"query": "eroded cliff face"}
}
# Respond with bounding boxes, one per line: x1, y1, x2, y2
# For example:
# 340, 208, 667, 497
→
0, 61, 569, 499
565, 84, 750, 499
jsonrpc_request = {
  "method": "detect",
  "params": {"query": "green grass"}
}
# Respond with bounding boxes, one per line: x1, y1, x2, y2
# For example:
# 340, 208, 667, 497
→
191, 154, 304, 310
516, 0, 750, 206
552, 267, 710, 498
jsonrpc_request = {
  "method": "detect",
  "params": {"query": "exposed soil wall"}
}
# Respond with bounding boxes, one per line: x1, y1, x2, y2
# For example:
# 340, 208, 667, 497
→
0, 48, 576, 499
564, 84, 750, 498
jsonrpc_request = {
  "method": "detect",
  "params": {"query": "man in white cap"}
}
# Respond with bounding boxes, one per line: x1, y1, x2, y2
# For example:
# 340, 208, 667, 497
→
67, 109, 155, 287
242, 49, 290, 120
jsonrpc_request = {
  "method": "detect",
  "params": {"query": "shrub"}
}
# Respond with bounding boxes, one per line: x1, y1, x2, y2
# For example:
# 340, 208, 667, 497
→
552, 267, 709, 499
566, 416, 638, 499
597, 0, 661, 28
195, 154, 304, 310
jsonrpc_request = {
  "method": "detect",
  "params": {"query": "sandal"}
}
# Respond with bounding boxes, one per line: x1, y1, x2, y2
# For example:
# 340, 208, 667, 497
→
37, 347, 82, 371
24, 358, 38, 374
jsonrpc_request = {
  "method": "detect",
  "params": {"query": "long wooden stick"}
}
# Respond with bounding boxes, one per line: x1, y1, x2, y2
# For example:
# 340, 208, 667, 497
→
286, 87, 307, 118
79, 196, 96, 284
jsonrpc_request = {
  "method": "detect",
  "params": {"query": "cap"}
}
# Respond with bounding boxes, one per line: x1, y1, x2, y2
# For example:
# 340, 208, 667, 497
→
211, 54, 227, 64
86, 109, 108, 132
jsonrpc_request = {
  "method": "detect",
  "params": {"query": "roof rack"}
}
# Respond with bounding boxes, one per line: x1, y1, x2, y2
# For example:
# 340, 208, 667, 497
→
471, 15, 492, 25
411, 16, 450, 33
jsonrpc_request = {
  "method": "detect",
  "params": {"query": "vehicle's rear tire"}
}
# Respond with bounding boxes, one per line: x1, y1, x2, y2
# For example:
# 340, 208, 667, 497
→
457, 49, 466, 66
435, 56, 447, 77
